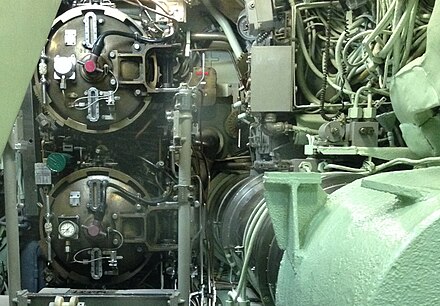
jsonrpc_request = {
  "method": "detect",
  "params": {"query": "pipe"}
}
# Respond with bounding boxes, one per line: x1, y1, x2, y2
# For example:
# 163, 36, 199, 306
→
262, 113, 319, 136
191, 33, 228, 42
200, 0, 243, 59
235, 208, 268, 301
175, 84, 194, 306
4, 144, 21, 304
91, 30, 164, 59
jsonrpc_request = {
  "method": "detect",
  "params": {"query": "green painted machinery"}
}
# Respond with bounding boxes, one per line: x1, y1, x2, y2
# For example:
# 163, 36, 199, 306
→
0, 0, 60, 154
265, 167, 440, 305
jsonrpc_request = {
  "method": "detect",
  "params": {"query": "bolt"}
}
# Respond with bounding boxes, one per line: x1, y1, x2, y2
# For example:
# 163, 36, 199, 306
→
109, 51, 116, 59
248, 2, 255, 9
330, 127, 340, 135
134, 89, 142, 96
112, 213, 118, 220
166, 111, 174, 121
45, 274, 54, 282
98, 18, 105, 24
110, 78, 116, 86
40, 119, 49, 127
359, 127, 374, 135
133, 43, 141, 50
136, 204, 142, 210
113, 238, 119, 245
299, 161, 312, 172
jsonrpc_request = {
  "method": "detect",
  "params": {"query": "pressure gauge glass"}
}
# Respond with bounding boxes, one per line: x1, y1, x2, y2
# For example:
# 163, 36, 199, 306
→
58, 220, 78, 239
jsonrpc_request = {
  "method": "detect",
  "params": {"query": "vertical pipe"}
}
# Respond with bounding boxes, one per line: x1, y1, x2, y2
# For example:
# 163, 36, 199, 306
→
4, 144, 21, 304
175, 85, 193, 306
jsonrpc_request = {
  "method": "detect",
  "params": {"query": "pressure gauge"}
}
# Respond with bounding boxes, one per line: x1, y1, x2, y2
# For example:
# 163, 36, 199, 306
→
58, 220, 78, 239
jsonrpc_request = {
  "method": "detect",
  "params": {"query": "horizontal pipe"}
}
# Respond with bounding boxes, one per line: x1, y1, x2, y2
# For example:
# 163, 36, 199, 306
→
191, 33, 228, 42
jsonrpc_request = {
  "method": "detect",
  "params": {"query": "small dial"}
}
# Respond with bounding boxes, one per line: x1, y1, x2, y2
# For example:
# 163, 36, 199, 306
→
58, 220, 78, 239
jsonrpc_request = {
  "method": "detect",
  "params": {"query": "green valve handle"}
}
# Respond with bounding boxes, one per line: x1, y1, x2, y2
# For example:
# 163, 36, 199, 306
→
46, 153, 72, 173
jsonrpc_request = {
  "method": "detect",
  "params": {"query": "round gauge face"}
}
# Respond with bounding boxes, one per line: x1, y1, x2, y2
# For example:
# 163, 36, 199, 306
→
58, 220, 77, 238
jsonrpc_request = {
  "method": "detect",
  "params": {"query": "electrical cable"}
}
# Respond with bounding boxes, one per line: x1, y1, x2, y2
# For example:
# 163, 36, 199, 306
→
338, 10, 351, 99
293, 0, 428, 111
319, 0, 343, 121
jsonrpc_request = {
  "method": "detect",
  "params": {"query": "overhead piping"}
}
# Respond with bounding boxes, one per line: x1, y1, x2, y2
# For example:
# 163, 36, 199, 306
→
200, 0, 244, 59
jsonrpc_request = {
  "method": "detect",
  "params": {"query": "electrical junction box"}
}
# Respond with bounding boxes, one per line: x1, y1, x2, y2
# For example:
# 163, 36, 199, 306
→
245, 0, 274, 30
250, 46, 293, 112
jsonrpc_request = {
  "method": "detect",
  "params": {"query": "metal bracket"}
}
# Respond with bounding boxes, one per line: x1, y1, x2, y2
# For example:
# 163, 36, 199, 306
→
87, 179, 108, 213
90, 248, 103, 280
69, 191, 81, 207
83, 12, 98, 49
264, 172, 327, 265
86, 87, 100, 123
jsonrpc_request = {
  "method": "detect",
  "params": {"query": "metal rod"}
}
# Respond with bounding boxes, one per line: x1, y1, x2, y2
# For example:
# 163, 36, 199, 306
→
4, 144, 21, 304
191, 33, 228, 42
175, 84, 194, 306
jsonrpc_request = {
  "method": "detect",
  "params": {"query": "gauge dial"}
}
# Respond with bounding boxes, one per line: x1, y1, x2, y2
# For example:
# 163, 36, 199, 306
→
58, 220, 78, 239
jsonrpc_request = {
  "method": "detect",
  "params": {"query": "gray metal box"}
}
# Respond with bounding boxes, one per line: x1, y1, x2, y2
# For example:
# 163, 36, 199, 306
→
348, 121, 379, 147
246, 0, 274, 30
250, 46, 293, 112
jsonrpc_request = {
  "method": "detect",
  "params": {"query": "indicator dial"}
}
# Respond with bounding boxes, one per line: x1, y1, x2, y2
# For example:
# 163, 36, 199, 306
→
58, 220, 78, 239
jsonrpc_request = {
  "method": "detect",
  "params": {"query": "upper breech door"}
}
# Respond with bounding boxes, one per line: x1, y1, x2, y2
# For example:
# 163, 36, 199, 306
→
35, 5, 159, 133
